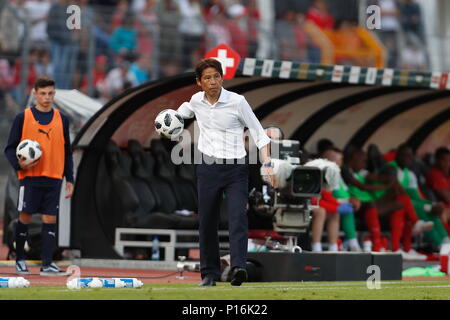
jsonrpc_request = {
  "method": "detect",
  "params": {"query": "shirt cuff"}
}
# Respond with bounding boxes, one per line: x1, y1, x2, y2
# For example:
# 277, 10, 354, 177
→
256, 136, 271, 150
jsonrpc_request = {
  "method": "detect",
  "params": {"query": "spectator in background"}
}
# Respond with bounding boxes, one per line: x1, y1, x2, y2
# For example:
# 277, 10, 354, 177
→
245, 0, 260, 58
12, 48, 38, 101
426, 147, 450, 236
400, 33, 427, 71
204, 0, 226, 22
47, 0, 80, 89
73, 0, 95, 89
103, 59, 138, 99
0, 59, 14, 93
136, 0, 159, 55
178, 0, 206, 70
333, 20, 371, 67
275, 10, 307, 62
35, 48, 53, 78
111, 0, 130, 32
24, 0, 51, 50
398, 0, 425, 43
109, 12, 138, 55
129, 54, 152, 85
375, 0, 401, 68
306, 0, 335, 30
158, 0, 181, 62
80, 54, 108, 96
205, 5, 231, 52
0, 0, 26, 57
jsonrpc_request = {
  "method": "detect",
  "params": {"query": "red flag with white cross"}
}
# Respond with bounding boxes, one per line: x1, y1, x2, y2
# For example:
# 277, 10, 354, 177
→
204, 44, 241, 80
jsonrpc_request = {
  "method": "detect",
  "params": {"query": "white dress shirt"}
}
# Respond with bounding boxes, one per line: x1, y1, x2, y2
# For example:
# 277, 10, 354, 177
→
177, 88, 271, 159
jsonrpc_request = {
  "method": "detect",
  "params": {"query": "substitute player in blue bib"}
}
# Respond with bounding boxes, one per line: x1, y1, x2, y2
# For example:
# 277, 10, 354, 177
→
4, 77, 74, 276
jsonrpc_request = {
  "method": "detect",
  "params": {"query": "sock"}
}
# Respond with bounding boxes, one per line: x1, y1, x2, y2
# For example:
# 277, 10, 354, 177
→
348, 238, 361, 250
341, 212, 357, 240
311, 242, 322, 252
41, 224, 56, 267
390, 209, 405, 252
328, 243, 338, 252
365, 208, 382, 251
15, 221, 29, 261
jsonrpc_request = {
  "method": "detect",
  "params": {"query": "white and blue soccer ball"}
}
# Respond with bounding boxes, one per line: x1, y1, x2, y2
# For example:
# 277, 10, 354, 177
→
16, 139, 42, 165
154, 109, 184, 139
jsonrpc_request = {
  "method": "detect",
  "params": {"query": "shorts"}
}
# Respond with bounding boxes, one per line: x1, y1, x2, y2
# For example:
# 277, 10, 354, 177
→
17, 182, 62, 215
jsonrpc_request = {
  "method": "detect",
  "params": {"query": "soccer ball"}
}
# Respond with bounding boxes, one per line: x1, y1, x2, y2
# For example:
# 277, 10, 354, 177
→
154, 109, 184, 139
16, 139, 42, 165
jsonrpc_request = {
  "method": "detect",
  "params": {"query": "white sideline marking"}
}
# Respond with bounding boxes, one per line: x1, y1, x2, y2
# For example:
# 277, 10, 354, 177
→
149, 283, 450, 291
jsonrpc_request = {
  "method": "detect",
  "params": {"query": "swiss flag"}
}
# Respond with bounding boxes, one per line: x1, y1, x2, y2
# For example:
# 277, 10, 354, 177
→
204, 44, 241, 80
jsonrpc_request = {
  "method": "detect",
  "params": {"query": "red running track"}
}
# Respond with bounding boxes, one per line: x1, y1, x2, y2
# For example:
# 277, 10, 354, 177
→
0, 266, 201, 286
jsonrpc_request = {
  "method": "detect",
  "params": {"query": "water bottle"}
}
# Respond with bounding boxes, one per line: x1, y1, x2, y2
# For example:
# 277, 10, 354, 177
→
113, 278, 143, 288
262, 185, 271, 203
0, 277, 30, 288
66, 278, 103, 289
101, 278, 126, 288
151, 236, 160, 261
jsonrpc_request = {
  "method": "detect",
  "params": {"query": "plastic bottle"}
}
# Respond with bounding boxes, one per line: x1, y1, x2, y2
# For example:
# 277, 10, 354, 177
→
113, 278, 143, 288
151, 236, 160, 261
66, 278, 103, 289
101, 278, 126, 288
262, 185, 271, 203
0, 277, 30, 288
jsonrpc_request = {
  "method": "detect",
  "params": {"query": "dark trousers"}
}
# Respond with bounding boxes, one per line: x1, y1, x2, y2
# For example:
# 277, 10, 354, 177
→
196, 158, 249, 280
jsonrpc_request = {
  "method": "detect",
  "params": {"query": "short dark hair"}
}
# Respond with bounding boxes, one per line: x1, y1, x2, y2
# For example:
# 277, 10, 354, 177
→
435, 147, 450, 160
34, 77, 55, 91
195, 58, 223, 80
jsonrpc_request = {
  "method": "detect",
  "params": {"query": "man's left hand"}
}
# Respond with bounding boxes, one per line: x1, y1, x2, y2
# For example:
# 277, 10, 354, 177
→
65, 182, 74, 199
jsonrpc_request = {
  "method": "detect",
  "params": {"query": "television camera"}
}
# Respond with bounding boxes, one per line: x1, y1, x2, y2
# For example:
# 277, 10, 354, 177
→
250, 139, 340, 253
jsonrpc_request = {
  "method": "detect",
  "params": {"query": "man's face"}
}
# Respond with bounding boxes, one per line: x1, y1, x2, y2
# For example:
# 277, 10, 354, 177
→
437, 154, 450, 172
33, 86, 55, 108
397, 147, 414, 168
196, 67, 223, 98
351, 150, 367, 171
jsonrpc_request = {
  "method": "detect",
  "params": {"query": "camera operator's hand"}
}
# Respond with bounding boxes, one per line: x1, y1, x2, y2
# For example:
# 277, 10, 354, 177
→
338, 202, 354, 215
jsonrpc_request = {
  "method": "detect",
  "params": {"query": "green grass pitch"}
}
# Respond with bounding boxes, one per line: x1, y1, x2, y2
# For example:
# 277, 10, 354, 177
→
0, 280, 449, 300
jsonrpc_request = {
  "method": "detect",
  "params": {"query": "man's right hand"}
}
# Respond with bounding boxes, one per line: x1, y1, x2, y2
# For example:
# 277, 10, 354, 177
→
18, 158, 39, 170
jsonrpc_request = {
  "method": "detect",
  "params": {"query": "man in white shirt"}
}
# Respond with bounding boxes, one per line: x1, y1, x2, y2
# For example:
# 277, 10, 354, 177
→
177, 58, 275, 286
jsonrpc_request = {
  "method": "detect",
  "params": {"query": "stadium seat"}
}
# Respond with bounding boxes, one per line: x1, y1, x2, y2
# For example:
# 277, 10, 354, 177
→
127, 139, 198, 229
150, 139, 198, 212
98, 140, 139, 241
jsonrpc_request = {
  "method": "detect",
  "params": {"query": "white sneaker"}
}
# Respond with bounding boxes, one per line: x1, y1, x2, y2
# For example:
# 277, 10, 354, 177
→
363, 240, 372, 253
412, 220, 434, 235
406, 249, 427, 261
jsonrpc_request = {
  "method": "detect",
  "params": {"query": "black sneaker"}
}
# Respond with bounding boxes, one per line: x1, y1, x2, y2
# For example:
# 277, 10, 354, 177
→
40, 263, 68, 276
15, 260, 31, 275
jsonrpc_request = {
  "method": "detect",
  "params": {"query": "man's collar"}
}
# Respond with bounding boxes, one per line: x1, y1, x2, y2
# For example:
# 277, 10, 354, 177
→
202, 88, 229, 105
